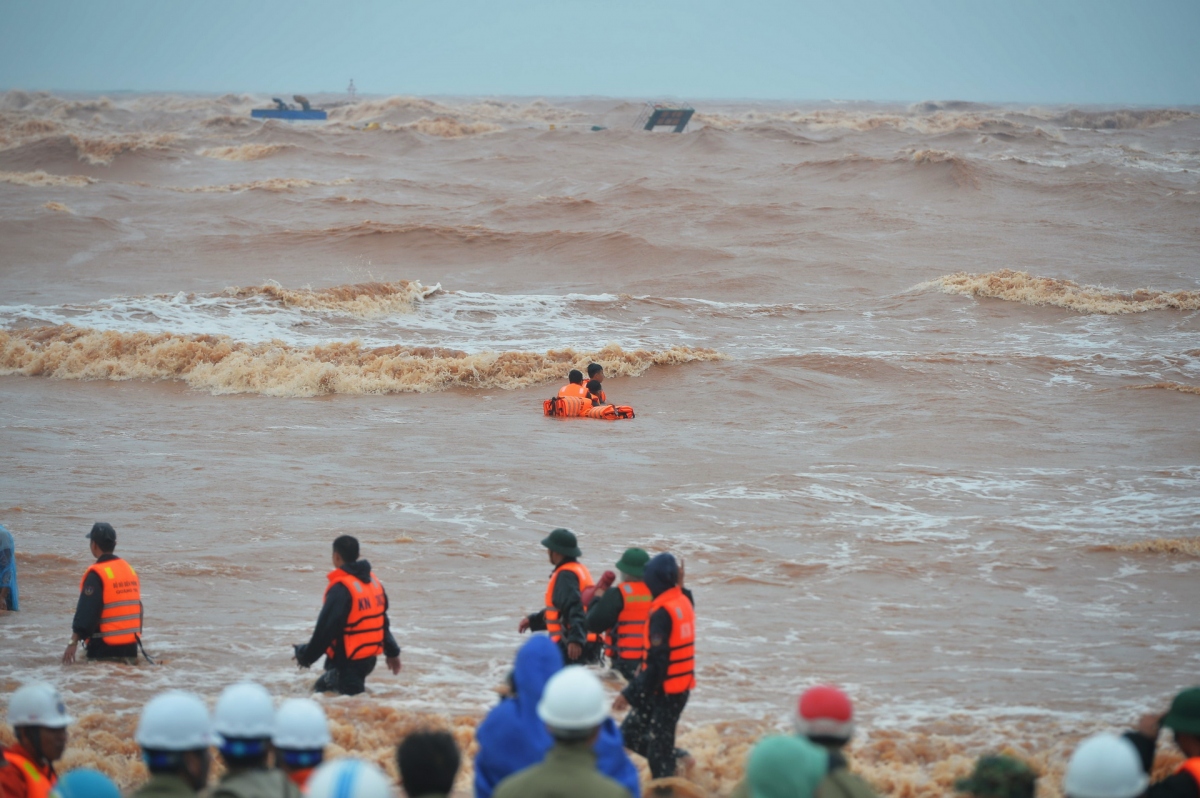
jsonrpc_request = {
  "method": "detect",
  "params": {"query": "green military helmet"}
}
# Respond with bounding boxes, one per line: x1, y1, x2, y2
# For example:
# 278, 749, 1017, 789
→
614, 548, 649, 578
540, 528, 582, 558
955, 755, 1038, 798
1163, 686, 1200, 736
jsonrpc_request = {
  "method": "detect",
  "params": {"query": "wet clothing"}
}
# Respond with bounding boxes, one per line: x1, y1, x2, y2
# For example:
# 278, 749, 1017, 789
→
558, 383, 589, 399
732, 748, 877, 798
0, 524, 17, 611
620, 690, 689, 780
0, 743, 56, 798
295, 560, 400, 696
209, 769, 302, 798
131, 773, 201, 798
586, 580, 652, 681
526, 559, 599, 663
72, 553, 138, 659
474, 636, 640, 798
1124, 731, 1200, 798
492, 740, 633, 798
620, 554, 696, 780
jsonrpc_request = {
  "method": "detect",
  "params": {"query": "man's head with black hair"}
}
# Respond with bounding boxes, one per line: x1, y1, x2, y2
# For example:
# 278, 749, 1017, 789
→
397, 730, 460, 797
568, 369, 584, 385
586, 380, 603, 396
587, 363, 604, 381
332, 535, 359, 564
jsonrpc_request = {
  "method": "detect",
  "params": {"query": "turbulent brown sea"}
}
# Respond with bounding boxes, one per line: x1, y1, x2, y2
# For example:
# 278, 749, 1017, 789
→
1, 90, 1198, 797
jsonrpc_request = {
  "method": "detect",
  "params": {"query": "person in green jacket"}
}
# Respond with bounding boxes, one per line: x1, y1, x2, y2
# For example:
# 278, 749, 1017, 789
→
493, 667, 632, 798
132, 691, 218, 798
733, 685, 877, 798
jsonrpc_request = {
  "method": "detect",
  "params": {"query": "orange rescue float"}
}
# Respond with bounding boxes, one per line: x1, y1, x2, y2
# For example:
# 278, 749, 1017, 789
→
543, 396, 635, 420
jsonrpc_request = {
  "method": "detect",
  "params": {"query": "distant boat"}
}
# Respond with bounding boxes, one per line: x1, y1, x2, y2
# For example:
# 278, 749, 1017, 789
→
251, 95, 327, 121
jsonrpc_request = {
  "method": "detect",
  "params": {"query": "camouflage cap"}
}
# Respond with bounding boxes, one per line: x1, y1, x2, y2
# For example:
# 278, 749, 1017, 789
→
955, 755, 1038, 798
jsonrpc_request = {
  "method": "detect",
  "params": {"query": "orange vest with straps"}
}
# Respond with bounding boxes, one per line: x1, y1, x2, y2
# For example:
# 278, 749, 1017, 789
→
325, 569, 387, 661
3, 749, 54, 798
643, 586, 695, 694
607, 581, 652, 661
558, 383, 589, 399
544, 562, 598, 644
1179, 758, 1200, 786
79, 557, 142, 646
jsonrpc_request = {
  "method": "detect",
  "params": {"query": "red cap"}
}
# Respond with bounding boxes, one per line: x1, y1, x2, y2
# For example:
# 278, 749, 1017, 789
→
794, 685, 854, 740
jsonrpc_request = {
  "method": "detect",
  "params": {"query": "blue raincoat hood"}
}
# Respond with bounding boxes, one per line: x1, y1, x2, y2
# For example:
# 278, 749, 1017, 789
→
474, 635, 640, 798
643, 553, 679, 598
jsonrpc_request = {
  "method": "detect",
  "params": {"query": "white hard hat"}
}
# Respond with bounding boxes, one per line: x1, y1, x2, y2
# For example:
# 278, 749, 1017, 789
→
213, 682, 274, 740
306, 758, 394, 798
272, 698, 331, 750
136, 691, 219, 751
1063, 733, 1149, 798
536, 666, 609, 731
8, 683, 73, 728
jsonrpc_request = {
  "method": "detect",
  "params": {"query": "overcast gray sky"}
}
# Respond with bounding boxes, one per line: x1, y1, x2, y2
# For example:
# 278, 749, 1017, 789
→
2, 0, 1198, 103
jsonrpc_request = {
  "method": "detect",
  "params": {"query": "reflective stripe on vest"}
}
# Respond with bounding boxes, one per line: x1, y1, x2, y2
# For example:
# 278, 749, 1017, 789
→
3, 749, 54, 798
1179, 758, 1200, 786
80, 558, 142, 645
324, 570, 387, 661
642, 586, 695, 694
606, 581, 652, 661
543, 561, 598, 644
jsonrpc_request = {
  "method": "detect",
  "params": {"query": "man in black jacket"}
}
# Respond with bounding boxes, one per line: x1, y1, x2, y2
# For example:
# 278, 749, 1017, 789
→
613, 552, 695, 780
1125, 686, 1200, 798
293, 535, 402, 696
518, 528, 600, 664
63, 523, 140, 664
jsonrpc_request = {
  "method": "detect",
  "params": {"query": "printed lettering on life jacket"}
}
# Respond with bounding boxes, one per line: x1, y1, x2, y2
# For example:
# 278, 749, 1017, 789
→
80, 558, 143, 646
325, 570, 387, 661
640, 586, 695, 694
543, 562, 599, 645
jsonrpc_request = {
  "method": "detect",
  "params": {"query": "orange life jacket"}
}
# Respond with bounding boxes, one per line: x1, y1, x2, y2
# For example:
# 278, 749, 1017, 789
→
286, 767, 316, 790
325, 569, 387, 661
544, 396, 634, 420
544, 562, 599, 644
606, 580, 652, 661
3, 748, 54, 798
642, 586, 695, 694
1179, 758, 1200, 787
558, 383, 589, 399
79, 557, 142, 646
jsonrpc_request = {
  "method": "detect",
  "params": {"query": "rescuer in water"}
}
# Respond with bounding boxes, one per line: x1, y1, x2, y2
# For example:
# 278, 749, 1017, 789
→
519, 529, 600, 664
586, 548, 652, 682
612, 552, 696, 780
558, 370, 589, 399
63, 523, 142, 665
293, 535, 402, 696
586, 363, 607, 403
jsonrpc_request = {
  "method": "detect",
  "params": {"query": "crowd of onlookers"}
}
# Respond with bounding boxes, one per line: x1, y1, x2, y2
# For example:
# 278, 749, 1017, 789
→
2, 655, 1197, 798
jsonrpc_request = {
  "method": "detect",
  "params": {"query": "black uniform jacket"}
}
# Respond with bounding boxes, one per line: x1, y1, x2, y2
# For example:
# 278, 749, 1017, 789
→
296, 560, 401, 667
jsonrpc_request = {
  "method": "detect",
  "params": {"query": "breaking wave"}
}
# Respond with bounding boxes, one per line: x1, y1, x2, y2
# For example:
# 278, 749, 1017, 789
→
922, 269, 1200, 314
154, 177, 352, 193
219, 279, 439, 317
402, 116, 504, 138
198, 143, 294, 160
1092, 537, 1200, 556
0, 328, 725, 397
1127, 381, 1200, 396
0, 170, 95, 186
42, 201, 72, 213
69, 133, 178, 165
908, 149, 982, 188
